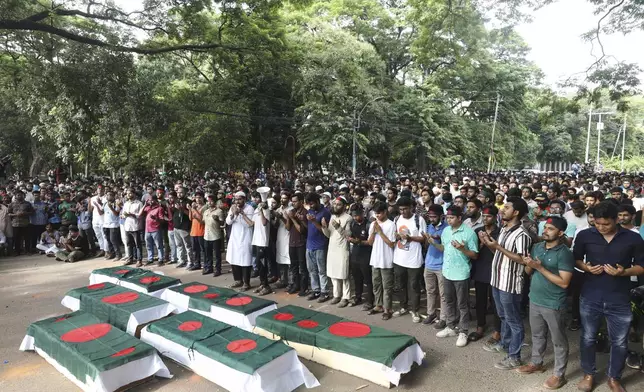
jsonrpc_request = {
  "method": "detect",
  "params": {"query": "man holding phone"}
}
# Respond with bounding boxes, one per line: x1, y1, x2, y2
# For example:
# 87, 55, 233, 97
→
572, 201, 644, 392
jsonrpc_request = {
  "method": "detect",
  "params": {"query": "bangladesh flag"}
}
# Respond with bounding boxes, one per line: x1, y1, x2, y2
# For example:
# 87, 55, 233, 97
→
62, 282, 176, 336
90, 266, 180, 294
166, 282, 276, 315
256, 305, 419, 367
146, 311, 292, 375
20, 311, 170, 390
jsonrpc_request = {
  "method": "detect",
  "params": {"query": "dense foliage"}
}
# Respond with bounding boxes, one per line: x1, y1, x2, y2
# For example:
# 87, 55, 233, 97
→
1, 0, 643, 177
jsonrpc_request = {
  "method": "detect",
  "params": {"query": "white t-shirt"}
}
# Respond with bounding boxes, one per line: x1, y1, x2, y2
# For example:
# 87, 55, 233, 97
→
563, 210, 589, 231
90, 195, 106, 222
369, 219, 396, 269
393, 215, 427, 268
102, 201, 120, 229
251, 207, 270, 247
122, 200, 143, 232
632, 197, 644, 212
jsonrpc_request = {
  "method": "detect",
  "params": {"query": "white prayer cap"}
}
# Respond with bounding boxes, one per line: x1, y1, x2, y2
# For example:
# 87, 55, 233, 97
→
315, 185, 323, 191
234, 191, 246, 198
339, 184, 348, 190
322, 192, 332, 199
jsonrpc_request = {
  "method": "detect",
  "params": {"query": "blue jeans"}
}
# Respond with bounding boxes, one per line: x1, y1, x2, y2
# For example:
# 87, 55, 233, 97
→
492, 287, 524, 360
306, 249, 328, 294
579, 296, 632, 379
145, 231, 164, 262
167, 230, 177, 262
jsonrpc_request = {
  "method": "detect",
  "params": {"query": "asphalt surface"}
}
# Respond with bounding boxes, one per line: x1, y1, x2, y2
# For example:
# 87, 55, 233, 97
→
0, 255, 642, 392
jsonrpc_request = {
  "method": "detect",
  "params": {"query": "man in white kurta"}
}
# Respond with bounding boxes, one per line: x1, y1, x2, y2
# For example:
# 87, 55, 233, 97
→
275, 193, 291, 288
323, 197, 353, 307
225, 191, 254, 290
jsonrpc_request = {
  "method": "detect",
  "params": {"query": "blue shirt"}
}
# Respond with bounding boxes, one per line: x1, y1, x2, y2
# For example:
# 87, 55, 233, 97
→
306, 207, 331, 250
47, 201, 61, 224
573, 226, 644, 304
425, 221, 448, 271
30, 201, 48, 226
441, 223, 479, 281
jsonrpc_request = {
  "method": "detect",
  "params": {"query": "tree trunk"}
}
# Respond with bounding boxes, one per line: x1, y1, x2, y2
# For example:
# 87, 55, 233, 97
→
125, 132, 131, 168
84, 144, 90, 178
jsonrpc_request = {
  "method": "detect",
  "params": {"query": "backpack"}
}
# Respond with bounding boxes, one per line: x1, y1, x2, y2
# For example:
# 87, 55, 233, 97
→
394, 214, 420, 233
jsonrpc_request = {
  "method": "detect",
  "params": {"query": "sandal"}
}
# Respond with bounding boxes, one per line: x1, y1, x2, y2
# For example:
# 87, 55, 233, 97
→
368, 306, 383, 315
468, 332, 484, 342
382, 312, 392, 321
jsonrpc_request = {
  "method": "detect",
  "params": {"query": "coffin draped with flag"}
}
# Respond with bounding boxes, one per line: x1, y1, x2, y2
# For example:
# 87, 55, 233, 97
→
161, 282, 277, 331
61, 282, 176, 337
140, 310, 319, 392
19, 311, 171, 392
254, 305, 424, 388
89, 266, 181, 297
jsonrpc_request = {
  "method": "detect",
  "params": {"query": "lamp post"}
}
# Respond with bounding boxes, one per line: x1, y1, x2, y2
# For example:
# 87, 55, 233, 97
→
353, 96, 384, 179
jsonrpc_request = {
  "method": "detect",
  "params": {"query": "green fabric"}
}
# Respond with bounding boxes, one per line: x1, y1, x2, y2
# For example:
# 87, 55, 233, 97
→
255, 305, 342, 346
65, 282, 168, 332
169, 282, 276, 315
26, 311, 155, 383
529, 242, 575, 310
120, 270, 179, 292
91, 266, 180, 293
147, 311, 291, 374
256, 305, 418, 367
92, 266, 140, 279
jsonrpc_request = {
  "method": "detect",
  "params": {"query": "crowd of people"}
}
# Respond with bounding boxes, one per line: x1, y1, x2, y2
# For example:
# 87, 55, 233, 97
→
1, 168, 643, 392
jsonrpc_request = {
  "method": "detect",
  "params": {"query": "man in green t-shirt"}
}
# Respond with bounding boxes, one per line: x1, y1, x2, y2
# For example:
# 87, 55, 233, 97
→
517, 216, 574, 390
58, 192, 77, 227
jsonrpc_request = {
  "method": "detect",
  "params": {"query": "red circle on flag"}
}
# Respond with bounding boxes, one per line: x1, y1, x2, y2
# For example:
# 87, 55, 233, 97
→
297, 320, 319, 329
140, 276, 161, 284
178, 321, 202, 331
226, 296, 252, 306
87, 283, 105, 290
114, 269, 130, 274
227, 339, 257, 353
328, 321, 371, 338
273, 313, 294, 321
61, 323, 112, 343
203, 293, 219, 299
111, 347, 136, 357
184, 284, 208, 294
102, 292, 139, 304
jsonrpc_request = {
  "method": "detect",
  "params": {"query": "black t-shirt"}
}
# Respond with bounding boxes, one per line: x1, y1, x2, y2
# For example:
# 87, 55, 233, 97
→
70, 234, 89, 253
473, 226, 500, 283
350, 220, 371, 264
172, 197, 192, 231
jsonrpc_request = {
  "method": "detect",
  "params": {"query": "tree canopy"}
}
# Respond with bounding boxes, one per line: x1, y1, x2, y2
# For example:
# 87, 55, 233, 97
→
1, 0, 642, 177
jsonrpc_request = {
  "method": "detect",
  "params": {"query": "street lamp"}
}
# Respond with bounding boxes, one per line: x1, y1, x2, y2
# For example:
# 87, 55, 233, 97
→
353, 96, 384, 179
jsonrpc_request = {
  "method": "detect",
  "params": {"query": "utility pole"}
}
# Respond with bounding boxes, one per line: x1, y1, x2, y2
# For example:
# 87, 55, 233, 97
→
621, 113, 627, 172
487, 92, 501, 173
352, 109, 357, 180
353, 96, 384, 180
591, 110, 615, 169
584, 108, 592, 163
596, 112, 603, 166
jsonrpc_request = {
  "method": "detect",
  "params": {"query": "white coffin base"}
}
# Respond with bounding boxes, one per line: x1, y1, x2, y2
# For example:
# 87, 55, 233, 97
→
140, 326, 319, 392
253, 326, 424, 388
19, 334, 172, 392
161, 289, 277, 331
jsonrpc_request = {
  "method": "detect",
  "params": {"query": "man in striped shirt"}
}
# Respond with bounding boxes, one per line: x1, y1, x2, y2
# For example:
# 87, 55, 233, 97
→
479, 196, 533, 370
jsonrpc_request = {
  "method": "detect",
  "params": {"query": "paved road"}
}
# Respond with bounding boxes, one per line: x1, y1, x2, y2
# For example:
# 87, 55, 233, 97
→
0, 255, 642, 392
